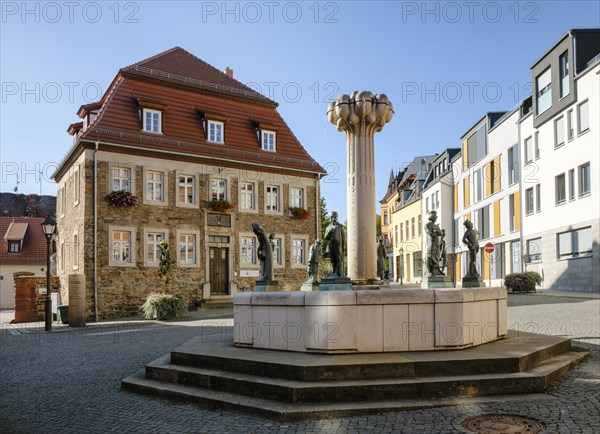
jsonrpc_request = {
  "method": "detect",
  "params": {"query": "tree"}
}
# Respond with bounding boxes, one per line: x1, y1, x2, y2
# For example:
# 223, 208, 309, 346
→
376, 214, 382, 238
320, 197, 330, 252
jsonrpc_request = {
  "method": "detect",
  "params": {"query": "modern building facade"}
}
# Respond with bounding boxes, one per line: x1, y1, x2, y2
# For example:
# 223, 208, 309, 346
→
520, 29, 599, 292
53, 47, 325, 319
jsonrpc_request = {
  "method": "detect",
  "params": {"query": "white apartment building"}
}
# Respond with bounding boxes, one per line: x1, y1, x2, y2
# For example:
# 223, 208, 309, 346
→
520, 29, 599, 292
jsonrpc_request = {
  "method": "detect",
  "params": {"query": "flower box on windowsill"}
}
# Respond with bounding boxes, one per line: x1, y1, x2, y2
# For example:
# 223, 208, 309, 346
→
106, 190, 139, 207
289, 207, 311, 220
207, 199, 235, 213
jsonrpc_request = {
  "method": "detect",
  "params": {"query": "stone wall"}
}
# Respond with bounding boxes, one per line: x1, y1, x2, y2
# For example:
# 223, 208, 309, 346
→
12, 272, 60, 323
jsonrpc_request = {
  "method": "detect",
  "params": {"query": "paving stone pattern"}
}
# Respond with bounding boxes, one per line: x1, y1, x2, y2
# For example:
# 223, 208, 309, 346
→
1, 295, 598, 433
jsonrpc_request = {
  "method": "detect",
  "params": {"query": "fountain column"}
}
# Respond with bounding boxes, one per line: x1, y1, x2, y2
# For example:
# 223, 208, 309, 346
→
327, 92, 394, 283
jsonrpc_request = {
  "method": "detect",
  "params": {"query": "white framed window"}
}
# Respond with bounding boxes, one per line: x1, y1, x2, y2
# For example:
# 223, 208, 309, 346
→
179, 234, 196, 265
211, 179, 227, 201
207, 120, 224, 144
143, 108, 162, 134
534, 132, 540, 160
425, 198, 429, 214
405, 220, 409, 240
509, 194, 517, 232
113, 232, 131, 263
265, 185, 280, 212
555, 173, 566, 205
146, 170, 164, 202
241, 236, 257, 265
435, 191, 439, 208
109, 226, 136, 267
536, 67, 552, 115
411, 217, 415, 238
145, 231, 166, 265
73, 167, 80, 206
474, 169, 482, 202
554, 116, 565, 148
558, 227, 592, 259
178, 174, 196, 206
568, 169, 575, 201
272, 235, 284, 267
524, 136, 533, 163
291, 235, 309, 268
73, 232, 79, 270
112, 167, 132, 192
535, 184, 541, 212
8, 241, 20, 253
240, 182, 256, 211
567, 110, 574, 141
525, 187, 534, 216
291, 187, 304, 208
577, 100, 589, 134
418, 214, 422, 236
396, 225, 400, 243
60, 241, 65, 272
262, 130, 276, 152
526, 238, 542, 263
579, 162, 590, 197
383, 211, 389, 226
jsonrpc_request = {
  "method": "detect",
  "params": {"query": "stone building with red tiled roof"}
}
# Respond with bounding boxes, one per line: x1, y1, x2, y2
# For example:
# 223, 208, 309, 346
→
53, 47, 325, 319
0, 217, 50, 308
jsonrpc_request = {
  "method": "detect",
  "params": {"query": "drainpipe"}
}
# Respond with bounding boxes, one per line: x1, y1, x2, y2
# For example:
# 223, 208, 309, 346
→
315, 174, 322, 240
93, 141, 99, 322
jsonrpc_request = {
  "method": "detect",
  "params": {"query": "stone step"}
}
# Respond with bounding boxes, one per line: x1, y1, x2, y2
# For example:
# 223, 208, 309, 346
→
142, 351, 587, 404
122, 351, 586, 419
170, 331, 572, 381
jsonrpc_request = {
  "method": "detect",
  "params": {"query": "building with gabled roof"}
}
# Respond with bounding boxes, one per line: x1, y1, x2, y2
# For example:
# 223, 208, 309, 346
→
0, 217, 49, 308
53, 47, 325, 319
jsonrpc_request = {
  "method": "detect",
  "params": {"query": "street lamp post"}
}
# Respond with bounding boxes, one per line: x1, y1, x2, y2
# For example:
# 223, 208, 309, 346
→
399, 247, 404, 285
41, 214, 57, 332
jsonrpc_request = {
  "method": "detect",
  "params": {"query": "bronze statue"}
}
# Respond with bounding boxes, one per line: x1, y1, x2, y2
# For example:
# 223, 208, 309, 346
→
376, 236, 387, 280
462, 219, 480, 278
324, 211, 346, 277
306, 239, 322, 283
252, 222, 273, 282
425, 211, 447, 276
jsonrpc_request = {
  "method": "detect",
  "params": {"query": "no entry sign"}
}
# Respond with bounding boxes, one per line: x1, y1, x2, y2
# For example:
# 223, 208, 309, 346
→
484, 242, 495, 254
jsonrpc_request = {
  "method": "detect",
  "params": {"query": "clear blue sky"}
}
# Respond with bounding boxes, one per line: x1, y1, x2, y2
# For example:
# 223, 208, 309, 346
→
1, 1, 599, 220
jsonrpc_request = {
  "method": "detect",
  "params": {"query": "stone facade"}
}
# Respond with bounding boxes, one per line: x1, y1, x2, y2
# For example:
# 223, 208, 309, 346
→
56, 152, 319, 319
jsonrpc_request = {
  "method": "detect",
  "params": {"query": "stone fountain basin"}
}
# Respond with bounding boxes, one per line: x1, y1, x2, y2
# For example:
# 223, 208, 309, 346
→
234, 288, 507, 354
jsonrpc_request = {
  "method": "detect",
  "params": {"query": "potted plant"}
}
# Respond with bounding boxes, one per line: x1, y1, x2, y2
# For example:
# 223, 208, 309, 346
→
141, 240, 187, 319
504, 271, 542, 293
207, 199, 235, 212
106, 190, 138, 207
289, 207, 311, 220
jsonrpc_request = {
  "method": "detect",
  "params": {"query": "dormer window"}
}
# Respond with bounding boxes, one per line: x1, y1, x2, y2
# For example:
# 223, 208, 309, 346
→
134, 96, 167, 134
252, 120, 280, 152
208, 120, 224, 144
143, 109, 162, 134
8, 241, 20, 253
262, 130, 276, 152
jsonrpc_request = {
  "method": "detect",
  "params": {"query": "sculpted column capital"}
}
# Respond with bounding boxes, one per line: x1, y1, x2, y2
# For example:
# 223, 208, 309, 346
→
326, 91, 394, 136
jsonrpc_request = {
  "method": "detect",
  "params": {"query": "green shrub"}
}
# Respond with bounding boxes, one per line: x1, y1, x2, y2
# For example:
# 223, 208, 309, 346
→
504, 271, 542, 293
142, 294, 187, 320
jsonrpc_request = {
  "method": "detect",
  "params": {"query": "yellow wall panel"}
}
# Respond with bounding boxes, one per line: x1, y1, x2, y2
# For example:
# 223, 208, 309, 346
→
494, 200, 501, 236
454, 184, 459, 212
514, 191, 521, 231
464, 176, 471, 208
485, 162, 492, 197
462, 139, 469, 171
455, 253, 461, 282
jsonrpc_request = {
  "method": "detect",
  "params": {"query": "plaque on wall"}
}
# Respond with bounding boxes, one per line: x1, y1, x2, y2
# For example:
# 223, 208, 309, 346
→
207, 213, 232, 227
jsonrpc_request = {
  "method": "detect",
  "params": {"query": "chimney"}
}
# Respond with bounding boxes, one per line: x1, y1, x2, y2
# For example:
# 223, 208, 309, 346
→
223, 67, 233, 78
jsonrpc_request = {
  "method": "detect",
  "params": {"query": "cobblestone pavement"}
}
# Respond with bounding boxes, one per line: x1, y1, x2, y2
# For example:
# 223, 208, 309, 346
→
1, 293, 598, 434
